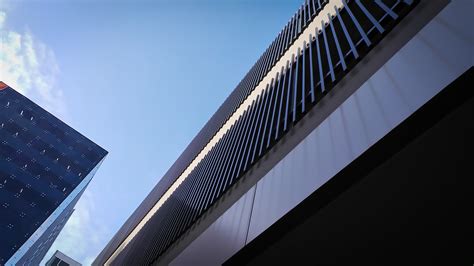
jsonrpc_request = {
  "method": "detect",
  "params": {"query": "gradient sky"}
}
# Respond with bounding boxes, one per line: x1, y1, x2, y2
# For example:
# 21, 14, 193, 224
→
0, 0, 304, 264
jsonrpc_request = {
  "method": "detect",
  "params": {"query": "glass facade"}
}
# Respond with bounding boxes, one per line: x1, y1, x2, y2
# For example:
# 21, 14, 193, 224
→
17, 208, 75, 265
0, 84, 107, 264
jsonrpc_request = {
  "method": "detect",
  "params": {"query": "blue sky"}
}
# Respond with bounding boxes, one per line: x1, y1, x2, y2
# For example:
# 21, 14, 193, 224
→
0, 0, 303, 264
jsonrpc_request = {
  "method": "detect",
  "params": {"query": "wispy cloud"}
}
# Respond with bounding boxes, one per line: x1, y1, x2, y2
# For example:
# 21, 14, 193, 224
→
42, 190, 110, 265
0, 8, 67, 120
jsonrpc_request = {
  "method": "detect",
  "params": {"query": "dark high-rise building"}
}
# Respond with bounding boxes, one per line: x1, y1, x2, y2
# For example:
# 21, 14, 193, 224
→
95, 0, 472, 265
0, 82, 107, 265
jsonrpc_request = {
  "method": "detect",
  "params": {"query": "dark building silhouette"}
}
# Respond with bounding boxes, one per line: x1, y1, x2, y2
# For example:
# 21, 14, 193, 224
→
0, 82, 107, 265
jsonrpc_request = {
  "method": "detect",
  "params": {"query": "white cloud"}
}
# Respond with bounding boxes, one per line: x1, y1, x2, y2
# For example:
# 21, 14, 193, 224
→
0, 9, 67, 120
0, 11, 5, 28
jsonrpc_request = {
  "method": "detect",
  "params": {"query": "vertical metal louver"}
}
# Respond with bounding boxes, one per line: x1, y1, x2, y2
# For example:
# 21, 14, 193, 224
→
157, 1, 331, 207
113, 1, 418, 264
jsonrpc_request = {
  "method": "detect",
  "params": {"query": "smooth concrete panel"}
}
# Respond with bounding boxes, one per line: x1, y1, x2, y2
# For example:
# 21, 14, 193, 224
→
169, 186, 256, 266
246, 0, 473, 243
